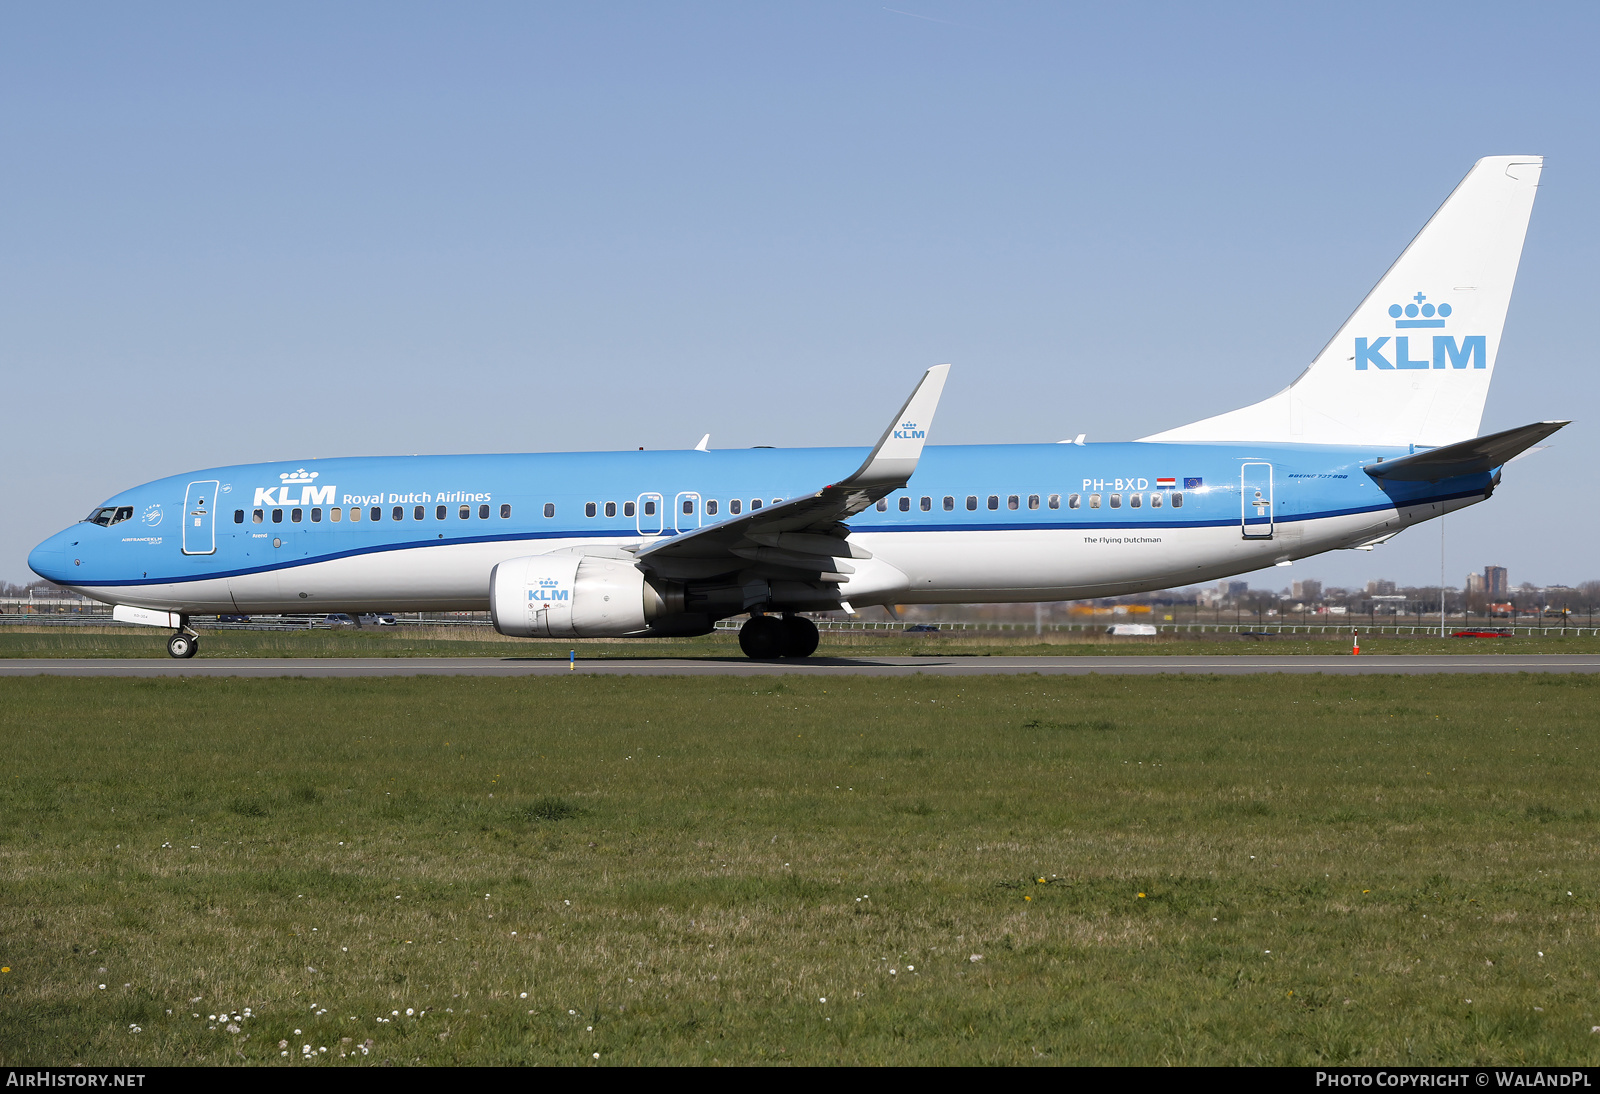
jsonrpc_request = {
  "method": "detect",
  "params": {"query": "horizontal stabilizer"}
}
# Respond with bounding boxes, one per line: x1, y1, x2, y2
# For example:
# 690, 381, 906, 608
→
1364, 420, 1567, 482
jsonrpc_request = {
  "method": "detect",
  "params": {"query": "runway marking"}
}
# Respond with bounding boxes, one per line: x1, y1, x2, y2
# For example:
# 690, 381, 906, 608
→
4, 655, 1600, 678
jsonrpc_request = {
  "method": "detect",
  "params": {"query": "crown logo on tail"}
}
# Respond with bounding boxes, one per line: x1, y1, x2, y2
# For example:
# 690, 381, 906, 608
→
1389, 292, 1451, 328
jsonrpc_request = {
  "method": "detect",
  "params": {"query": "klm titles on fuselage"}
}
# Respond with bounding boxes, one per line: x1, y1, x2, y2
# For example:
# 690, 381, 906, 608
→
252, 486, 496, 508
1355, 292, 1485, 371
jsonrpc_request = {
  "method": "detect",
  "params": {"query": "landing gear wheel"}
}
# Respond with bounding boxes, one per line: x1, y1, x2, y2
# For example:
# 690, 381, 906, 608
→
167, 632, 198, 659
780, 614, 819, 658
738, 615, 786, 659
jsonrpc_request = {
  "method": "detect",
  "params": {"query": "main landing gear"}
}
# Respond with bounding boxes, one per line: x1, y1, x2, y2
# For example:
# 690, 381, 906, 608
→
738, 613, 819, 660
166, 630, 199, 659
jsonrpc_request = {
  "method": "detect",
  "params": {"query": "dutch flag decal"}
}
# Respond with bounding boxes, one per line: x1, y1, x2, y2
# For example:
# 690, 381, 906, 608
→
1155, 477, 1176, 490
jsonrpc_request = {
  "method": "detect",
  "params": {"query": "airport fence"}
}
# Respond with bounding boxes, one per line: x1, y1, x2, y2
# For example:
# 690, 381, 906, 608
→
3, 608, 1596, 638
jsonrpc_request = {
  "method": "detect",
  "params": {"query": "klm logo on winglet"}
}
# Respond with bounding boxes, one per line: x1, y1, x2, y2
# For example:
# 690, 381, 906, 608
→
1356, 292, 1484, 371
528, 578, 569, 603
892, 421, 925, 440
253, 468, 337, 507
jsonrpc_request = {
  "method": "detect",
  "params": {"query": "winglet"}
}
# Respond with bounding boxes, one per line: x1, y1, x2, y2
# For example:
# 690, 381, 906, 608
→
694, 434, 710, 452
839, 364, 950, 490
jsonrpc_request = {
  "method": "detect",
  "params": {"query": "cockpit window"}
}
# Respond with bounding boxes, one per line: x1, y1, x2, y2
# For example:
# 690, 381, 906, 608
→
84, 506, 134, 527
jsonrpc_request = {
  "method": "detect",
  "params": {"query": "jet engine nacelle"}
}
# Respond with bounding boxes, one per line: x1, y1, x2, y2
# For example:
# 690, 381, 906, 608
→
490, 554, 669, 638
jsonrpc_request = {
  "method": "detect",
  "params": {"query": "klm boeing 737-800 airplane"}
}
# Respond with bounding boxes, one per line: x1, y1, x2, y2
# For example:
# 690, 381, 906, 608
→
28, 156, 1566, 659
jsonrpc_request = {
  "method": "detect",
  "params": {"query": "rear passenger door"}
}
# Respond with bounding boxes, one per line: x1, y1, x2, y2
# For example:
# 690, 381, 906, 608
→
1240, 463, 1273, 539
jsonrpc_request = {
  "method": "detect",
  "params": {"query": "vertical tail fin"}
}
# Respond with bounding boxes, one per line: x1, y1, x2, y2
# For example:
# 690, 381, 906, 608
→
1142, 156, 1542, 447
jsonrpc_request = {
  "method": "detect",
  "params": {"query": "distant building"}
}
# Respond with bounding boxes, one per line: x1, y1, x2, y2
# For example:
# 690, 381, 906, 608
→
1465, 573, 1485, 597
1291, 579, 1322, 601
1221, 580, 1248, 598
1484, 566, 1509, 598
1366, 579, 1397, 596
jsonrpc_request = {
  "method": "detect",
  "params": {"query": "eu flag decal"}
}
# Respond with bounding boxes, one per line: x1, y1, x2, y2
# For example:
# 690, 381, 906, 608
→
1184, 477, 1203, 490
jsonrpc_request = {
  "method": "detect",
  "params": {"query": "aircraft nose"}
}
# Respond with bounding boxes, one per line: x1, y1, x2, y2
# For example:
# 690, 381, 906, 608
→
28, 530, 71, 583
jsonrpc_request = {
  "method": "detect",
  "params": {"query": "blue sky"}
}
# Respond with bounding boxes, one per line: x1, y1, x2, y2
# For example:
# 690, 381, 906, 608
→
4, 2, 1596, 592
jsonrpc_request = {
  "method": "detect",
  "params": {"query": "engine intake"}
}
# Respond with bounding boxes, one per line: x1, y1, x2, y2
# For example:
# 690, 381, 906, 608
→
489, 554, 677, 638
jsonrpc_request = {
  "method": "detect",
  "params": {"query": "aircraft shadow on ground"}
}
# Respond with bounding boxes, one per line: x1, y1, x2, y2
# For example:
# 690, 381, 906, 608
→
498, 655, 916, 668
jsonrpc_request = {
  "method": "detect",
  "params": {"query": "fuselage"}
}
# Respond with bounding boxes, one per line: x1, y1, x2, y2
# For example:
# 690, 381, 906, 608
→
28, 440, 1491, 617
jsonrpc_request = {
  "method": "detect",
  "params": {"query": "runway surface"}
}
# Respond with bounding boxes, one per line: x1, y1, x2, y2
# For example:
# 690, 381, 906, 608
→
3, 654, 1599, 677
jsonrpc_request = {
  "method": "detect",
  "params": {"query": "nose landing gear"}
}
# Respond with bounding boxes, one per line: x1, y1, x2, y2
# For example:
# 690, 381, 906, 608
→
737, 613, 819, 659
166, 630, 200, 659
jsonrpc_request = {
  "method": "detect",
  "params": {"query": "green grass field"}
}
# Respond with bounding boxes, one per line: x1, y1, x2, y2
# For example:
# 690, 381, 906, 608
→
2, 673, 1598, 1065
3, 624, 1599, 659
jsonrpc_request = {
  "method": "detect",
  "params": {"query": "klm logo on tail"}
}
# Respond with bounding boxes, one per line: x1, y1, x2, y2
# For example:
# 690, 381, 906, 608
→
892, 421, 925, 440
1355, 292, 1485, 371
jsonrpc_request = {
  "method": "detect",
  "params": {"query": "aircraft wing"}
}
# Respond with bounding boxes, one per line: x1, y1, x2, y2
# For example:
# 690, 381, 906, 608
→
1364, 420, 1568, 482
635, 364, 950, 581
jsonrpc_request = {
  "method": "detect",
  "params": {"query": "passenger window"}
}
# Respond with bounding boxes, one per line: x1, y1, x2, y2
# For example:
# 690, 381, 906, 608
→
966, 495, 977, 511
729, 499, 741, 515
393, 506, 403, 521
920, 496, 932, 511
1049, 494, 1060, 510
1067, 494, 1079, 509
706, 500, 718, 516
501, 504, 512, 518
252, 509, 264, 524
1109, 494, 1121, 508
331, 508, 342, 522
644, 500, 656, 516
479, 504, 490, 519
1172, 492, 1184, 507
543, 503, 555, 518
585, 502, 597, 518
604, 501, 617, 518
682, 499, 694, 515
272, 509, 283, 523
311, 508, 322, 522
1028, 495, 1040, 510
459, 505, 470, 519
751, 499, 762, 510
876, 499, 887, 512
1007, 495, 1019, 510
987, 495, 999, 510
371, 507, 382, 521
1150, 492, 1163, 508
1089, 494, 1101, 508
1130, 493, 1142, 508
349, 507, 360, 522
942, 496, 954, 511
414, 506, 424, 520
233, 509, 244, 524
899, 497, 911, 512
436, 505, 446, 520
